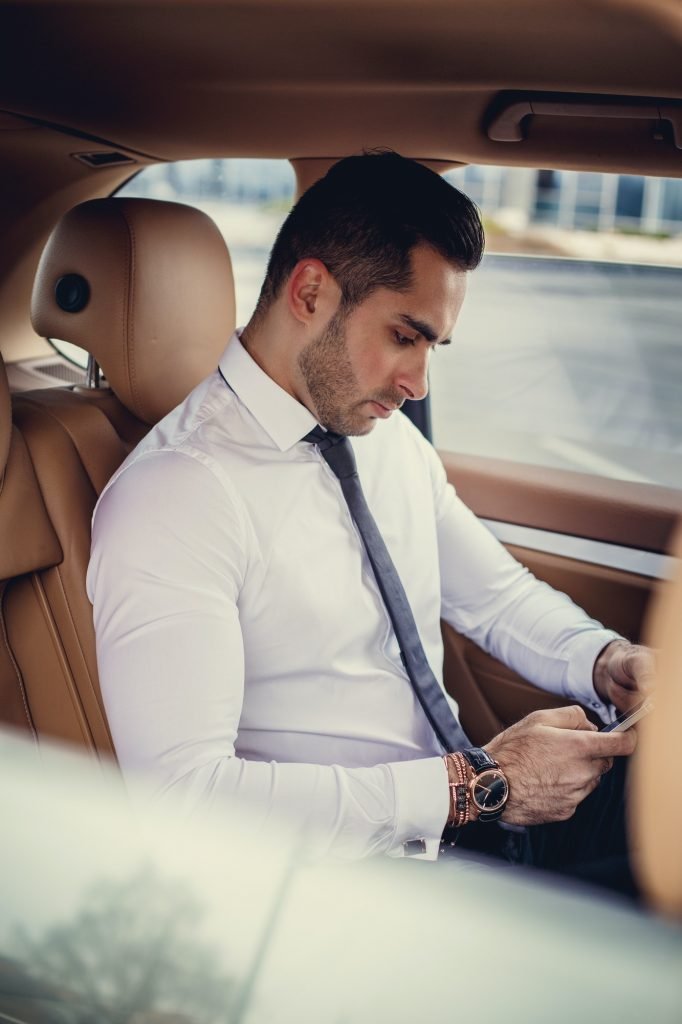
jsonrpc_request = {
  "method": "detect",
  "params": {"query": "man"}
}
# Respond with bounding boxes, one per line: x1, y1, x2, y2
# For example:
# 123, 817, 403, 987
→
88, 152, 653, 887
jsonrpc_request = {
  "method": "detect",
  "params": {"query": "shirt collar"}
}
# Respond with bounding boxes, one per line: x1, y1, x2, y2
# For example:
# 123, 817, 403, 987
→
218, 331, 318, 452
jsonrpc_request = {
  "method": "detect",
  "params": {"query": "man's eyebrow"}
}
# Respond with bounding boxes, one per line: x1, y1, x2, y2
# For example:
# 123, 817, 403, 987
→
398, 314, 451, 345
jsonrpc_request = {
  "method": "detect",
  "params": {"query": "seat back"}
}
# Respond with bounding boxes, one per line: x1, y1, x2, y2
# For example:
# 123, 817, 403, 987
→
0, 356, 76, 743
7, 387, 146, 754
1, 198, 236, 755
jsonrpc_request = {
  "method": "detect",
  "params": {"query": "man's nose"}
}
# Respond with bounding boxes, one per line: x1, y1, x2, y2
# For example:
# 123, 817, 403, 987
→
396, 348, 430, 401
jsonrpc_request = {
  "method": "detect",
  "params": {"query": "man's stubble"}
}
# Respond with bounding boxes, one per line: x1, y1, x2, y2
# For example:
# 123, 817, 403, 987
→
297, 308, 402, 436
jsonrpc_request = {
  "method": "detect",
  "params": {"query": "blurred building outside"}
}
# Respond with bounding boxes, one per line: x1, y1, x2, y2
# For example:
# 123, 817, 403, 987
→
127, 159, 682, 267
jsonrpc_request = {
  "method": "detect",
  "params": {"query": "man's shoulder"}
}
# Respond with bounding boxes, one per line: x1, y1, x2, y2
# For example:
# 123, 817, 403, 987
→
134, 371, 234, 455
95, 374, 251, 520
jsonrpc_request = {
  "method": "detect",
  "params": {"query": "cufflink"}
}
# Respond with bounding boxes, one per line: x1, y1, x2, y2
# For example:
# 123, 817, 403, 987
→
403, 839, 427, 856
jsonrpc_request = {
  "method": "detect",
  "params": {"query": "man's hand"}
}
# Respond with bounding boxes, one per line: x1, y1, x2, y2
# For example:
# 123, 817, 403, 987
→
484, 705, 636, 826
593, 640, 656, 713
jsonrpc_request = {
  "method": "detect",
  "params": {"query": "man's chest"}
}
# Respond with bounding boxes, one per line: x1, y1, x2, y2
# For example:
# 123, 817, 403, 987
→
229, 440, 443, 675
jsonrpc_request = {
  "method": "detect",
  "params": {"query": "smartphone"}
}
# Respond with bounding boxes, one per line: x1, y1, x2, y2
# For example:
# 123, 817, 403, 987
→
600, 698, 654, 732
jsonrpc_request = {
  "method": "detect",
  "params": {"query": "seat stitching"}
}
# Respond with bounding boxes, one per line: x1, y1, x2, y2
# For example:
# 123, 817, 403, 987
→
119, 205, 138, 414
0, 581, 38, 742
31, 572, 104, 753
52, 566, 98, 698
16, 397, 114, 498
50, 567, 114, 750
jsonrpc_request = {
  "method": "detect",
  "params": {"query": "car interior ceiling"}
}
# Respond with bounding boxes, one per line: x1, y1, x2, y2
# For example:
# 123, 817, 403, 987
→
0, 0, 680, 355
0, 0, 680, 907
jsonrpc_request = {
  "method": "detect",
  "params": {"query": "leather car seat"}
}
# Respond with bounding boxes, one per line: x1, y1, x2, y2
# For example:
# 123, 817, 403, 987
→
2, 198, 235, 756
0, 356, 62, 739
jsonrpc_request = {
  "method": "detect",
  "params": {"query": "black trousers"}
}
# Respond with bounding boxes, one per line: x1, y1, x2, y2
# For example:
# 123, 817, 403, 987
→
440, 757, 638, 900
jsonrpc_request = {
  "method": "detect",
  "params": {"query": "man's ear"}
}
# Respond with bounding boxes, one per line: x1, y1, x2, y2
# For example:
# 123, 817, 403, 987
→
286, 259, 341, 326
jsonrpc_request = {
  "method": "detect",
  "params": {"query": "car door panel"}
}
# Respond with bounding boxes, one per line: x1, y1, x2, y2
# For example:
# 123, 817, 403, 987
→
440, 452, 680, 745
441, 453, 682, 552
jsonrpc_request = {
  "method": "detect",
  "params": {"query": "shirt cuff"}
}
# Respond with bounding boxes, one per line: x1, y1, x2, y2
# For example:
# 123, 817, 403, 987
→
565, 628, 622, 724
386, 755, 449, 861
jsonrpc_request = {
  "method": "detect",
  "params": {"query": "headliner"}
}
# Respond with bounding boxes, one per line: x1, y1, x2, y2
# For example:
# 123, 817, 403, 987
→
0, 0, 681, 169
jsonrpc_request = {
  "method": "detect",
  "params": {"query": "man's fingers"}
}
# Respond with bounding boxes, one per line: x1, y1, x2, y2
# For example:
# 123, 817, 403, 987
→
614, 644, 657, 691
580, 762, 615, 803
568, 756, 613, 793
583, 775, 603, 801
571, 766, 609, 807
588, 729, 637, 758
533, 704, 595, 731
627, 650, 657, 692
612, 687, 650, 714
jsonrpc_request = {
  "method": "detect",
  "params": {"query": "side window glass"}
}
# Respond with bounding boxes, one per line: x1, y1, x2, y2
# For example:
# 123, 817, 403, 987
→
433, 166, 682, 491
48, 159, 682, 494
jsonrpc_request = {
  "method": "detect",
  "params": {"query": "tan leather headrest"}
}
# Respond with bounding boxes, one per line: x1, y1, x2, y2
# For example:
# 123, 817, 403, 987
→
0, 357, 9, 479
31, 198, 236, 424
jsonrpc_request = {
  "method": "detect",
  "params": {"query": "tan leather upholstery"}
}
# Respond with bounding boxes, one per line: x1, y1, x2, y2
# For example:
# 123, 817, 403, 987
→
0, 367, 131, 750
631, 526, 682, 917
0, 354, 62, 580
441, 452, 682, 555
0, 357, 9, 478
31, 198, 236, 424
9, 389, 149, 754
3, 198, 236, 755
0, 356, 63, 739
0, 426, 62, 580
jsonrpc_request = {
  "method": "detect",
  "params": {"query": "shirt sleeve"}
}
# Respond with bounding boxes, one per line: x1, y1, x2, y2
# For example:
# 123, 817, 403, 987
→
87, 450, 449, 861
426, 448, 619, 719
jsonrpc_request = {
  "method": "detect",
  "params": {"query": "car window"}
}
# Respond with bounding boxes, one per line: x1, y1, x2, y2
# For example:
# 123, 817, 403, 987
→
435, 166, 682, 491
50, 160, 682, 492
429, 251, 681, 490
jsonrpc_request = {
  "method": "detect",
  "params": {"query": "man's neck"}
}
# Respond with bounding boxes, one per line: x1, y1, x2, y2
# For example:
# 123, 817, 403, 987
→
240, 317, 313, 415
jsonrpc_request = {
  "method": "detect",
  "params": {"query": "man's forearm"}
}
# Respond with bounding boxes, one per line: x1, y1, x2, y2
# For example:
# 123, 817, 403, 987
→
435, 486, 620, 710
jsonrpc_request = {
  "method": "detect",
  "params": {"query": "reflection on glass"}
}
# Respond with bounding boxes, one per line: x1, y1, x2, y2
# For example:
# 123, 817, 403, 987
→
6, 867, 235, 1024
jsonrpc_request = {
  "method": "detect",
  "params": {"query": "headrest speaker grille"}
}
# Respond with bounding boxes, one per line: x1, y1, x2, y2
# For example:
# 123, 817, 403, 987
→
55, 274, 90, 313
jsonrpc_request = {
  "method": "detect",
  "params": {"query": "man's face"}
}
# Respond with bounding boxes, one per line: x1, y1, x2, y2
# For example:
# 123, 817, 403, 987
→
297, 245, 468, 436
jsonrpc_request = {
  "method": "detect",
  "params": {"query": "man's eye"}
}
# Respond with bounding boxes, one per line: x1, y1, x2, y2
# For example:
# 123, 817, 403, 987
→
395, 331, 416, 346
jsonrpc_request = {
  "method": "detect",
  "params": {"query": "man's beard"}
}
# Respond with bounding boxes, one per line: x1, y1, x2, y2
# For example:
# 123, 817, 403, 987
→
297, 308, 401, 436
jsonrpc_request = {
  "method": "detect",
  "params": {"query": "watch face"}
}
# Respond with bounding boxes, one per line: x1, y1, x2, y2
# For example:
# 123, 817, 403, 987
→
472, 769, 509, 812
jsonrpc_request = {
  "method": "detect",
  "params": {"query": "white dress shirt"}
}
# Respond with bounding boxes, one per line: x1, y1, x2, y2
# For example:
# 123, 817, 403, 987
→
87, 332, 619, 860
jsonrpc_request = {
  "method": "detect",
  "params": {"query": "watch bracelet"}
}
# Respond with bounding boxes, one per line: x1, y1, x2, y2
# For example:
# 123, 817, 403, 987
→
444, 752, 473, 828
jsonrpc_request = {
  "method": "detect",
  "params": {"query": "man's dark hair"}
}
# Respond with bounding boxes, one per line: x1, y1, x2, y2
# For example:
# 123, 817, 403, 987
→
253, 151, 484, 317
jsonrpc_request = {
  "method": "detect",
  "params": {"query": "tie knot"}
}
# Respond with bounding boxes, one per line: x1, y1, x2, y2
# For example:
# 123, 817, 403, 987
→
303, 426, 357, 480
303, 425, 342, 451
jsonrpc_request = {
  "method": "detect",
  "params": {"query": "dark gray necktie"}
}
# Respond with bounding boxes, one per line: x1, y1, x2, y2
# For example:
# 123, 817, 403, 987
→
304, 425, 470, 753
